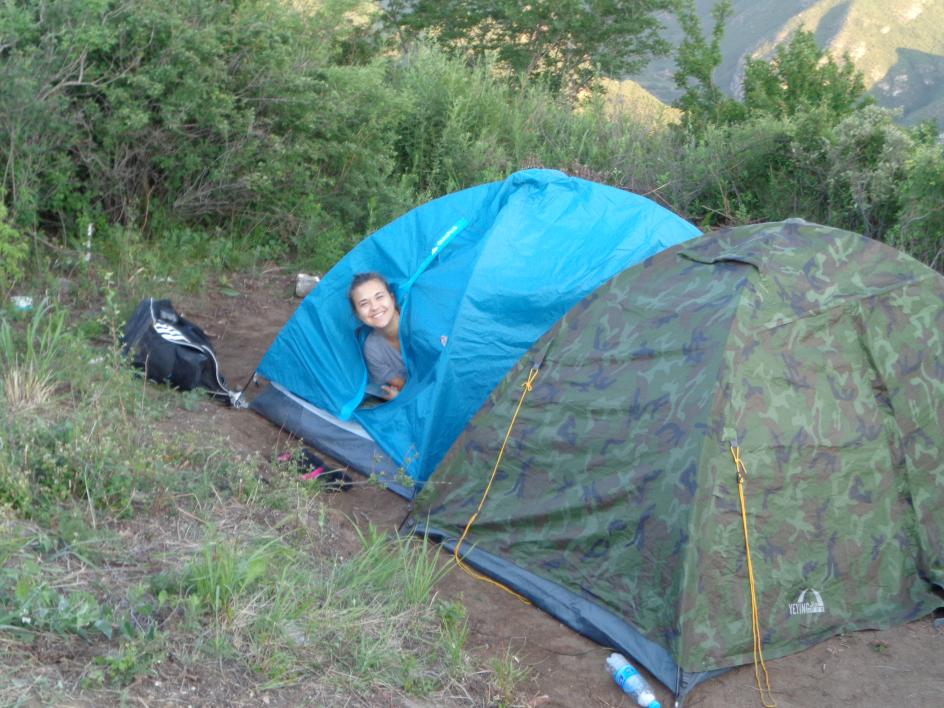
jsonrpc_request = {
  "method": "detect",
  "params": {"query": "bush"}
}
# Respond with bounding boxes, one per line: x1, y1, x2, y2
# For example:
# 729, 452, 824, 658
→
887, 139, 944, 270
0, 0, 408, 263
2, 1, 940, 277
389, 46, 669, 199
0, 196, 28, 289
665, 109, 834, 227
825, 106, 913, 239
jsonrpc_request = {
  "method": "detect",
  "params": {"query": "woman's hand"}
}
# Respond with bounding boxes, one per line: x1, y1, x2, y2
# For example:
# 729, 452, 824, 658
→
381, 376, 405, 400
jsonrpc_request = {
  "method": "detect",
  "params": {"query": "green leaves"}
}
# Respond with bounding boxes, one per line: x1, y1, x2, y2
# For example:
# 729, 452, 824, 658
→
0, 0, 403, 249
10, 561, 114, 640
1, 0, 940, 279
673, 0, 744, 135
673, 12, 872, 137
743, 29, 872, 121
383, 0, 674, 96
0, 196, 27, 290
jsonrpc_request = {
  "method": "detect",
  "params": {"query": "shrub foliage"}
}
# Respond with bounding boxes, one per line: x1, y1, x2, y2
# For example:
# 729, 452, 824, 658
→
0, 0, 941, 278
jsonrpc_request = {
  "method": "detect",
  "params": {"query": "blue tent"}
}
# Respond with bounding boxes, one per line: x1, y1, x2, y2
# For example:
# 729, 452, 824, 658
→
253, 169, 699, 493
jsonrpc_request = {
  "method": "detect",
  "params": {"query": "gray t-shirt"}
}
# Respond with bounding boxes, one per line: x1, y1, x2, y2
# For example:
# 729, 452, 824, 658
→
363, 329, 406, 389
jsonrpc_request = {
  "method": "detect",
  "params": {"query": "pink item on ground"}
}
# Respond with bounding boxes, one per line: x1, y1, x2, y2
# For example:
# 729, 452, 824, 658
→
300, 467, 325, 480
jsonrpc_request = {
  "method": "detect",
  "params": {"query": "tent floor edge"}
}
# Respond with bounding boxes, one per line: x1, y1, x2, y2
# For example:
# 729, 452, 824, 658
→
411, 522, 726, 703
249, 383, 416, 498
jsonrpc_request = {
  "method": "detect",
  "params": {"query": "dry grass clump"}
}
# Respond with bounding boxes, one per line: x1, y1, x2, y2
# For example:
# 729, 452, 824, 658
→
0, 302, 66, 414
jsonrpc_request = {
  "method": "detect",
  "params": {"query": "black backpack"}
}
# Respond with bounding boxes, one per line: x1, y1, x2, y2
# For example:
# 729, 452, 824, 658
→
121, 298, 243, 406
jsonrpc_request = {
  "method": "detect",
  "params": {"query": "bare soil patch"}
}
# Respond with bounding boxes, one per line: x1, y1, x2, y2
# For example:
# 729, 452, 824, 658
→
167, 269, 944, 708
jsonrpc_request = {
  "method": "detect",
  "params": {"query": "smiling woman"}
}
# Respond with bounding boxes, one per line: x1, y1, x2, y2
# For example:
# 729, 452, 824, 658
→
348, 272, 407, 400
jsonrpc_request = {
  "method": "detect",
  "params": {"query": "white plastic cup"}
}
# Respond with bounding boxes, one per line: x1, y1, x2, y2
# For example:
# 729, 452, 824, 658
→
295, 273, 320, 298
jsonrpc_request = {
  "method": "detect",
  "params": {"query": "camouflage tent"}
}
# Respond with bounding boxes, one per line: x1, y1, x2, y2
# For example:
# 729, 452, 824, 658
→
409, 220, 944, 700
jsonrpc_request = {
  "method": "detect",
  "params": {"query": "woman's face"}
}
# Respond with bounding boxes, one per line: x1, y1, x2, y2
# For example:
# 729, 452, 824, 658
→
351, 278, 398, 330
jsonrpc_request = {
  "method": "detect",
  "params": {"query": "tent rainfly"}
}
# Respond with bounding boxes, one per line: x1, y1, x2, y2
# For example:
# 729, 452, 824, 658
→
408, 219, 944, 701
251, 169, 699, 494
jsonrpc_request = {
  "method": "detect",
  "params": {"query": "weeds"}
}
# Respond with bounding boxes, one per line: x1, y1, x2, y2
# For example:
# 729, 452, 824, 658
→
396, 531, 452, 606
438, 600, 470, 677
6, 565, 115, 640
489, 644, 531, 707
0, 301, 67, 414
0, 522, 156, 662
0, 269, 493, 706
142, 521, 473, 699
180, 535, 282, 624
85, 629, 168, 688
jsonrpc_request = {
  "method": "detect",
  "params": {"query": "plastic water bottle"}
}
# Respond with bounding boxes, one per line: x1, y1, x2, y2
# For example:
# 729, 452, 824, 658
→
606, 653, 662, 708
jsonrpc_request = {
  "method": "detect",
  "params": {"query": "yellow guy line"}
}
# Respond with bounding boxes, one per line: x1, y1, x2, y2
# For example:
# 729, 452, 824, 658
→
453, 368, 540, 605
730, 444, 777, 708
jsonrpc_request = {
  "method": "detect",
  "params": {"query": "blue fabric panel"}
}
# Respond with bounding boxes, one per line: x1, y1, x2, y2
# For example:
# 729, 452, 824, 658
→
258, 169, 699, 490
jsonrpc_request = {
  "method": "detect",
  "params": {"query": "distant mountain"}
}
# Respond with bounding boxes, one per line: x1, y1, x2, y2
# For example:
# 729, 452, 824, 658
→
598, 78, 682, 128
632, 0, 944, 126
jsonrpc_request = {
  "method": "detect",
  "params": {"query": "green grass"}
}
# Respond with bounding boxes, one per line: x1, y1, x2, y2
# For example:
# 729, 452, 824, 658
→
0, 272, 509, 706
0, 300, 67, 416
136, 520, 474, 698
488, 643, 532, 708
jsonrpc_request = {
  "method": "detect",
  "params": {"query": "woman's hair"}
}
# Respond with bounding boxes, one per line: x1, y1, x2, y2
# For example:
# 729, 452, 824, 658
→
348, 272, 395, 309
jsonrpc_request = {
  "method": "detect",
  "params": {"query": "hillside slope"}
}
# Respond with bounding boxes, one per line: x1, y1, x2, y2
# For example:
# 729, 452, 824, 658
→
781, 0, 944, 124
635, 0, 944, 125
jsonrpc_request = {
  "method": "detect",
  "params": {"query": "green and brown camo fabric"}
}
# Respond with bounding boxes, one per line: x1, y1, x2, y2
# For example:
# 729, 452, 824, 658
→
414, 220, 944, 672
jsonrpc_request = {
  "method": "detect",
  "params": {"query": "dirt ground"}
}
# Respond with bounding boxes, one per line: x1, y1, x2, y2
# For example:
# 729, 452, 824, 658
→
171, 270, 944, 708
